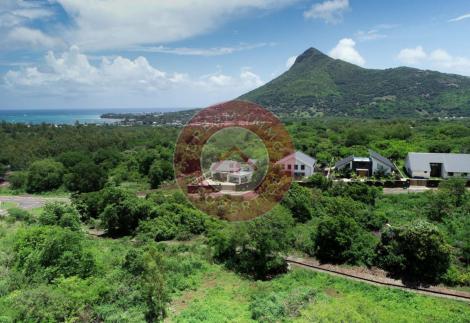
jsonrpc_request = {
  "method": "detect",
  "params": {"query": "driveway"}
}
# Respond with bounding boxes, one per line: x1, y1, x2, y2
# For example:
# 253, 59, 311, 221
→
0, 195, 70, 210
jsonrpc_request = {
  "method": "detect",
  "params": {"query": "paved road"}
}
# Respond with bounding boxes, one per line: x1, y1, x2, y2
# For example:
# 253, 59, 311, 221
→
0, 195, 69, 210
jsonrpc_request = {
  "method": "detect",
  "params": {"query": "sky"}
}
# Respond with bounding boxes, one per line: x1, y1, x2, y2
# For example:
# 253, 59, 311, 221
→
1, 0, 470, 110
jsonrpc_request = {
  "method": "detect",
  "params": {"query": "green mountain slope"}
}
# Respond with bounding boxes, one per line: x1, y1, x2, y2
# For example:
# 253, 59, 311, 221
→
239, 48, 470, 118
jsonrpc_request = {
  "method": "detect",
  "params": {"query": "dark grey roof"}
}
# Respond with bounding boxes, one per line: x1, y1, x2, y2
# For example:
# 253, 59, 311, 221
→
369, 149, 396, 170
407, 153, 470, 173
335, 155, 354, 169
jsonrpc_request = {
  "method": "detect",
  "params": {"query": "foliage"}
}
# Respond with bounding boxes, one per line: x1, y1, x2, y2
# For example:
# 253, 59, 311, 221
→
8, 171, 28, 190
281, 182, 314, 222
148, 159, 174, 189
13, 226, 95, 283
210, 206, 294, 279
39, 202, 81, 231
64, 161, 107, 193
315, 215, 377, 266
375, 221, 451, 286
26, 159, 65, 193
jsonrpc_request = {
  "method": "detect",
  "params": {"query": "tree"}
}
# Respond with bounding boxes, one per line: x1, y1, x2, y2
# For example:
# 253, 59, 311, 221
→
439, 178, 467, 207
149, 160, 174, 188
26, 159, 65, 193
281, 182, 314, 222
375, 221, 451, 286
315, 215, 376, 265
210, 206, 294, 279
100, 189, 153, 236
64, 161, 107, 193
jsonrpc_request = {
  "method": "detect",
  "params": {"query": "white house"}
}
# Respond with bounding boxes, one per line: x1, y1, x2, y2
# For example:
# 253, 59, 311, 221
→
209, 160, 255, 184
277, 151, 316, 178
405, 153, 470, 179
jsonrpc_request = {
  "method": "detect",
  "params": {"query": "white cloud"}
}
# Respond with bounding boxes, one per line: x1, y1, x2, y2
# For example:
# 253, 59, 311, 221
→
6, 27, 63, 49
286, 55, 297, 69
449, 13, 470, 22
329, 38, 365, 66
134, 43, 274, 56
396, 46, 470, 75
304, 0, 349, 24
49, 0, 297, 51
397, 46, 427, 64
4, 46, 263, 98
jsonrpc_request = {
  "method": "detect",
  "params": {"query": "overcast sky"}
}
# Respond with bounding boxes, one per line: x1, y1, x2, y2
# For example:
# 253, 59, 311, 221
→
1, 0, 470, 109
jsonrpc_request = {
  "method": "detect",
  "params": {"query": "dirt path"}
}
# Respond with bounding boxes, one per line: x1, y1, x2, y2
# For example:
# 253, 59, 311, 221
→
287, 256, 470, 303
0, 195, 70, 210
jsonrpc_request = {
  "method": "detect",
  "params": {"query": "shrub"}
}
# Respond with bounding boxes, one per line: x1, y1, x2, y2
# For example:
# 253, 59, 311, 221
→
39, 202, 81, 231
7, 208, 33, 223
26, 159, 65, 193
210, 206, 294, 279
64, 161, 107, 193
375, 220, 451, 286
8, 171, 28, 190
315, 215, 377, 266
281, 182, 314, 222
148, 160, 174, 189
13, 226, 95, 283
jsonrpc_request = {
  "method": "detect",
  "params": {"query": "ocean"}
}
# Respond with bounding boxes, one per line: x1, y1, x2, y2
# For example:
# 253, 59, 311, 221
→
0, 108, 180, 125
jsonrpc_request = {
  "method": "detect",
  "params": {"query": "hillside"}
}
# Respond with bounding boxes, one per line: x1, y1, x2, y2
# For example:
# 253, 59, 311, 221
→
240, 48, 470, 118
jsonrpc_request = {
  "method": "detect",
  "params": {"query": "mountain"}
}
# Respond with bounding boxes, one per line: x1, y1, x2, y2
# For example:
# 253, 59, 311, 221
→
239, 48, 470, 118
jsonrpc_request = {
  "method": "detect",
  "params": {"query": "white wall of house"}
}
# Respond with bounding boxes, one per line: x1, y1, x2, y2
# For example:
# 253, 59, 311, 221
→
281, 159, 314, 177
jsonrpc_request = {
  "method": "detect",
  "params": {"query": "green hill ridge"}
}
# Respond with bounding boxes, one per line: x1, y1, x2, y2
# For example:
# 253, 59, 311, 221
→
239, 47, 470, 118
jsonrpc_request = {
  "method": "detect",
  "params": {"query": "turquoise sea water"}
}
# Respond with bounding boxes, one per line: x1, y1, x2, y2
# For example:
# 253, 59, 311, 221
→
0, 108, 177, 125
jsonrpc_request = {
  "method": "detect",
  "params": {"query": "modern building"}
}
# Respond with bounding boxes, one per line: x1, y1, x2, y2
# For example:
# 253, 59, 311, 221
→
277, 151, 316, 178
335, 149, 396, 177
405, 153, 470, 179
209, 160, 255, 184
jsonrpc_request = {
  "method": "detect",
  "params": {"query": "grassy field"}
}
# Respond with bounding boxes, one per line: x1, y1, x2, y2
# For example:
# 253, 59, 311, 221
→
169, 262, 470, 322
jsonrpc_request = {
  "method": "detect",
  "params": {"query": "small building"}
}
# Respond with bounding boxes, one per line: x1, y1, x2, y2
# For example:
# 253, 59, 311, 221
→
209, 160, 255, 184
277, 151, 316, 178
335, 149, 396, 177
405, 153, 470, 179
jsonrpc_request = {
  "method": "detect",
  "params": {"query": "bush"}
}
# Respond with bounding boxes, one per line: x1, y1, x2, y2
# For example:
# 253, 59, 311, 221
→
13, 226, 95, 283
281, 183, 314, 222
148, 160, 174, 189
99, 189, 153, 236
8, 171, 28, 190
26, 159, 65, 193
39, 202, 81, 231
375, 221, 451, 286
7, 208, 33, 223
210, 206, 294, 279
315, 215, 377, 266
137, 203, 208, 241
64, 161, 107, 193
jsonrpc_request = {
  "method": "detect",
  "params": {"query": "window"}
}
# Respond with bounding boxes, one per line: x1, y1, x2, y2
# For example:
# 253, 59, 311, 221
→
287, 164, 291, 170
424, 171, 427, 173
463, 173, 468, 176
448, 172, 454, 177
301, 164, 305, 170
294, 165, 298, 170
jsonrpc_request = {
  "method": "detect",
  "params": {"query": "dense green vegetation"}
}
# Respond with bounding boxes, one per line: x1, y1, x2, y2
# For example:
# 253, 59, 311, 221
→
0, 120, 469, 321
240, 47, 470, 118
